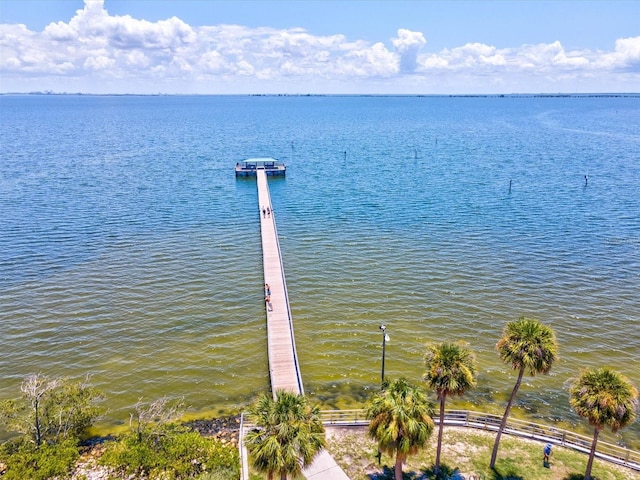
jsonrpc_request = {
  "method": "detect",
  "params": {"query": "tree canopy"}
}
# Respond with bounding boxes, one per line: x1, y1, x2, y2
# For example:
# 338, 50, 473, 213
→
244, 391, 326, 480
366, 377, 435, 480
490, 317, 558, 468
570, 367, 638, 480
424, 341, 476, 473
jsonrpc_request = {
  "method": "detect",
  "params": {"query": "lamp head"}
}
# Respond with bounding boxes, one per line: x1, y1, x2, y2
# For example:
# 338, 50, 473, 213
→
380, 324, 386, 331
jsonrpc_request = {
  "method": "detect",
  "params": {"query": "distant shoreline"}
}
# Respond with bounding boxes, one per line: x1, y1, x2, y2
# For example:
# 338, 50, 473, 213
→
1, 92, 639, 98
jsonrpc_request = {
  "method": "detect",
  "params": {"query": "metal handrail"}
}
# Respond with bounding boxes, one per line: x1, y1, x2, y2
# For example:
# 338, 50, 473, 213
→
238, 408, 640, 478
316, 409, 640, 471
239, 412, 249, 480
270, 205, 304, 396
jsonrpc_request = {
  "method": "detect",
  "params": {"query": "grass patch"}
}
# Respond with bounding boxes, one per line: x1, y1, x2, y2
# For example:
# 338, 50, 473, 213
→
326, 426, 639, 480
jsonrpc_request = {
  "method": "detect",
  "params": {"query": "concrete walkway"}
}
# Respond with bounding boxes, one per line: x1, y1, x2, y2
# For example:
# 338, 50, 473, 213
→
302, 450, 351, 479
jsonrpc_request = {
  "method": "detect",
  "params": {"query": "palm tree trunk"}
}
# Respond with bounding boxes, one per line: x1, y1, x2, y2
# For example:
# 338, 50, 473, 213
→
395, 452, 404, 480
490, 365, 525, 468
584, 427, 600, 480
435, 394, 446, 473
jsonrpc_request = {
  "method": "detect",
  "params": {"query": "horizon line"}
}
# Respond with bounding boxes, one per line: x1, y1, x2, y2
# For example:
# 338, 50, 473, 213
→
2, 92, 640, 98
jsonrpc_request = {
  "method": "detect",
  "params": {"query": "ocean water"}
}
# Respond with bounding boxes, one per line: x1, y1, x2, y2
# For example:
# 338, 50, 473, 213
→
1, 95, 638, 447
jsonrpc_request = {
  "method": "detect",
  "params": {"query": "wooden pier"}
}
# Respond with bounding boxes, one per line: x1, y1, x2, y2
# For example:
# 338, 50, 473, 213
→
250, 169, 350, 480
256, 170, 303, 395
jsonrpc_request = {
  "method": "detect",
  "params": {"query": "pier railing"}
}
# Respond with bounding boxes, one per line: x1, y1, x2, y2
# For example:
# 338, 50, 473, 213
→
269, 203, 304, 396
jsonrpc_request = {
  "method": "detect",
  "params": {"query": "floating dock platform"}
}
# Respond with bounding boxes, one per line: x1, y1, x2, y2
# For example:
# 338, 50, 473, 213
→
235, 157, 286, 176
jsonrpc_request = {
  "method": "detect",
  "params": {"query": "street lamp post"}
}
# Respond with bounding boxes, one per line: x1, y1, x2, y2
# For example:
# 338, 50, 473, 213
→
380, 324, 389, 385
377, 324, 390, 466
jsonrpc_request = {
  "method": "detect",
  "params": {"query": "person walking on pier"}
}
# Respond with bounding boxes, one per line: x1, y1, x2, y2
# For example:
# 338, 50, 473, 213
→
265, 284, 271, 296
265, 295, 273, 311
262, 207, 266, 218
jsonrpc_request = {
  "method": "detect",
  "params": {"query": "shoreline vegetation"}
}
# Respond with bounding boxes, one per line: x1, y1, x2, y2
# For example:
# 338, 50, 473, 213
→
0, 373, 637, 479
3, 414, 637, 480
39, 418, 640, 480
83, 399, 636, 454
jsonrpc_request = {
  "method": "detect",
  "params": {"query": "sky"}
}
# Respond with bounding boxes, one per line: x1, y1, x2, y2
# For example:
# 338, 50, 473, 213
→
0, 0, 639, 94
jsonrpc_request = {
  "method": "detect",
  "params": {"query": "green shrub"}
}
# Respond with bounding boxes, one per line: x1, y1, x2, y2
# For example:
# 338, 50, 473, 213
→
0, 438, 79, 480
0, 374, 103, 446
196, 470, 241, 480
100, 425, 239, 479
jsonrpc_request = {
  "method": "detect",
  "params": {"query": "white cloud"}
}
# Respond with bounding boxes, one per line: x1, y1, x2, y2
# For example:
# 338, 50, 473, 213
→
516, 41, 579, 70
43, 20, 76, 42
83, 54, 115, 71
597, 36, 640, 71
340, 42, 398, 77
198, 51, 227, 74
0, 0, 637, 93
123, 50, 150, 69
614, 36, 640, 62
392, 29, 426, 73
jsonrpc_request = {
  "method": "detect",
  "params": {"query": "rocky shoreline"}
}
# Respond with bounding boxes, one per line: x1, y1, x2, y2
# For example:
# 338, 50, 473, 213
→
183, 414, 241, 448
69, 415, 241, 480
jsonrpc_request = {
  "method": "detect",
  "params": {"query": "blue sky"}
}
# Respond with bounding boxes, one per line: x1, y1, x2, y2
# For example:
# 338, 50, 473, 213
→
1, 0, 639, 94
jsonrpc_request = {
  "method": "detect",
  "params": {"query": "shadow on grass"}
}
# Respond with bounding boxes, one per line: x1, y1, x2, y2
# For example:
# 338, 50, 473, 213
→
367, 463, 471, 480
367, 465, 428, 480
486, 467, 525, 480
420, 464, 469, 479
366, 463, 535, 480
366, 465, 397, 479
561, 475, 586, 480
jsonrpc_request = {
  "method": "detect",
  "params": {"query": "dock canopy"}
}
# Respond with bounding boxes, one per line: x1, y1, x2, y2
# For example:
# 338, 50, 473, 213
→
235, 157, 286, 176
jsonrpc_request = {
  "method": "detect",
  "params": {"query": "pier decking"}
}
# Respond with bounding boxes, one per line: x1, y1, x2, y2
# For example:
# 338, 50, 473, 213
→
252, 169, 350, 480
256, 170, 303, 395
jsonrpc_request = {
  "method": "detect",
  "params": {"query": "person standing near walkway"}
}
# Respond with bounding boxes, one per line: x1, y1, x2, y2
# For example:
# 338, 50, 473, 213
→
265, 283, 271, 296
543, 443, 552, 467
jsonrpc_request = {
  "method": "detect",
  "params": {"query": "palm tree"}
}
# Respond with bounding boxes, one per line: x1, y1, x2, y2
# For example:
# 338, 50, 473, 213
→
244, 390, 326, 480
366, 377, 435, 480
489, 317, 558, 469
570, 367, 638, 480
424, 341, 477, 474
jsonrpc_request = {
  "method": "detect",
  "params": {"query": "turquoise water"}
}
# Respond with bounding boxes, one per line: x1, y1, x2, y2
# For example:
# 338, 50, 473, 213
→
1, 95, 638, 446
